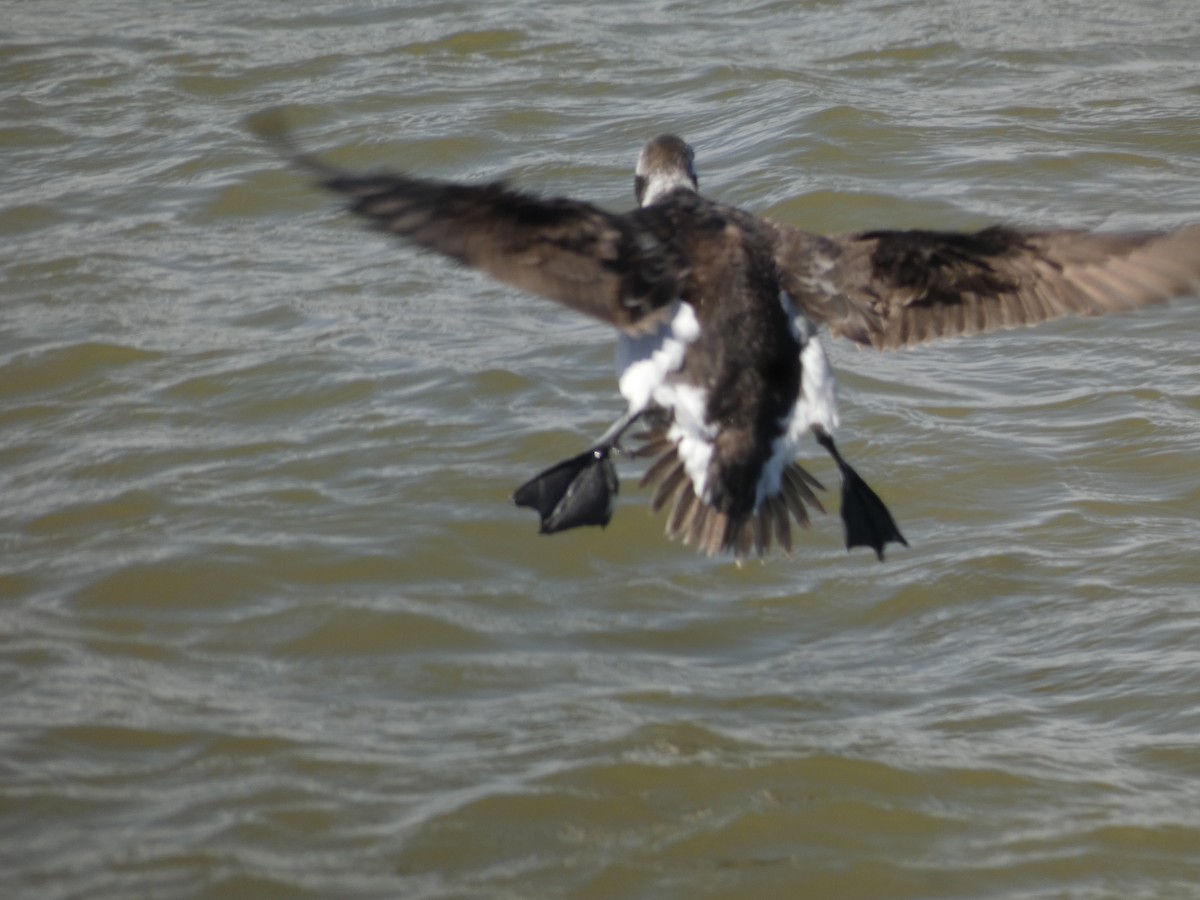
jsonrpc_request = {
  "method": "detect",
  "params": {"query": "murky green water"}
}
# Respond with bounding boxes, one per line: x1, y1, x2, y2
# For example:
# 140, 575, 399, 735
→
4, 1, 1200, 897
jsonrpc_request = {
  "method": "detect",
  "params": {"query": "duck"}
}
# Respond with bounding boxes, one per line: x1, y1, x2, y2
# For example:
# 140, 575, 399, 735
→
249, 111, 1200, 562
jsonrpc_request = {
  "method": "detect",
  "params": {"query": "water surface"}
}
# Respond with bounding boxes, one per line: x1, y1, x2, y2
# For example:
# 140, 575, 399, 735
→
4, 1, 1200, 897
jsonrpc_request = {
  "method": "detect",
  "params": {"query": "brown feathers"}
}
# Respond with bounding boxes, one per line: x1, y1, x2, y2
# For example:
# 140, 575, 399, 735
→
771, 222, 1200, 350
320, 172, 687, 335
634, 430, 825, 561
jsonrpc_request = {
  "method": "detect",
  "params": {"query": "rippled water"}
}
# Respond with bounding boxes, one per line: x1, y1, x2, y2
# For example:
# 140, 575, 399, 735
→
4, 1, 1200, 897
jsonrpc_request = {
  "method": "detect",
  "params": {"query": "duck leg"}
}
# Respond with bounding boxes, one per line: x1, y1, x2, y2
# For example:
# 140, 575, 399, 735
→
513, 409, 643, 534
815, 429, 907, 561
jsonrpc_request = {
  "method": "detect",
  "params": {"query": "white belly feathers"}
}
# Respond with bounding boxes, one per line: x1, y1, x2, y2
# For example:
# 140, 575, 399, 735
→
615, 296, 840, 510
616, 301, 716, 498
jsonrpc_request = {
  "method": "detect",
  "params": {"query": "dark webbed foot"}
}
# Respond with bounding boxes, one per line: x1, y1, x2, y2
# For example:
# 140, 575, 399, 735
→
513, 447, 619, 533
513, 410, 644, 536
816, 431, 907, 561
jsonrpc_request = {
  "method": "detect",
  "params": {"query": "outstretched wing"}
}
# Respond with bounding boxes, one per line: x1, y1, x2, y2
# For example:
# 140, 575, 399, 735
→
251, 112, 684, 334
769, 221, 1200, 350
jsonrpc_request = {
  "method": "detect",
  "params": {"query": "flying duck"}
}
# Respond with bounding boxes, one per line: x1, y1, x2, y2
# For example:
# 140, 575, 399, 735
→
249, 112, 1200, 561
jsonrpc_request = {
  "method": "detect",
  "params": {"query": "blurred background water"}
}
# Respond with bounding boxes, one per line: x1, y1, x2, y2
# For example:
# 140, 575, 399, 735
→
3, 1, 1200, 897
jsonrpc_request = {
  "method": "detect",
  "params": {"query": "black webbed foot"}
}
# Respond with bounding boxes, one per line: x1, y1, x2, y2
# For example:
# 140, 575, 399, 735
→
513, 447, 619, 534
837, 460, 907, 561
816, 432, 907, 561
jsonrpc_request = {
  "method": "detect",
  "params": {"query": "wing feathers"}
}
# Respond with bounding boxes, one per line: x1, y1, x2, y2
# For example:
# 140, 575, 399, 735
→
773, 221, 1200, 350
322, 170, 681, 332
249, 111, 683, 334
